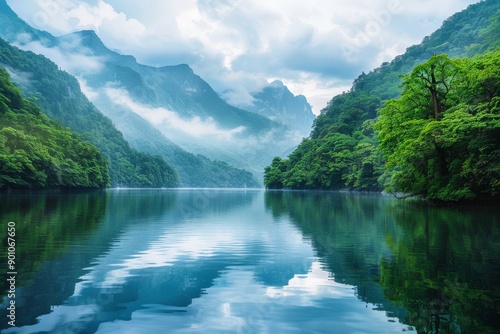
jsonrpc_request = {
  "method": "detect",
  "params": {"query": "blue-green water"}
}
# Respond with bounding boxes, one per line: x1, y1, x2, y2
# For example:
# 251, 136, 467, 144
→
1, 189, 499, 333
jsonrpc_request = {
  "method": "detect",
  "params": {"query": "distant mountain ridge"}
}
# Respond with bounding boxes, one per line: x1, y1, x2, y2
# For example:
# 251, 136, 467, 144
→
0, 1, 267, 187
243, 80, 315, 137
57, 29, 288, 177
62, 29, 294, 133
0, 0, 315, 180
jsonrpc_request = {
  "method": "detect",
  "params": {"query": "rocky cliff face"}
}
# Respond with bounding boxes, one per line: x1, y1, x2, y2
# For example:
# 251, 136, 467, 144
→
246, 80, 315, 137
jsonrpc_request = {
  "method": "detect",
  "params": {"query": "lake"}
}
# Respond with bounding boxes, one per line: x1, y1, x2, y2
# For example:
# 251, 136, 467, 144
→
1, 189, 499, 333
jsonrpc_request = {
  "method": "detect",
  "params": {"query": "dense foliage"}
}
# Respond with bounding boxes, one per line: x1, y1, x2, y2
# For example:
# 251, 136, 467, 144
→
376, 52, 500, 201
264, 0, 500, 202
0, 68, 109, 189
0, 38, 178, 188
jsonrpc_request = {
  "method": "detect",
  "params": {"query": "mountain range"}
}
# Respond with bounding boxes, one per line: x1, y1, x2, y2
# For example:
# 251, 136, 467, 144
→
0, 0, 315, 187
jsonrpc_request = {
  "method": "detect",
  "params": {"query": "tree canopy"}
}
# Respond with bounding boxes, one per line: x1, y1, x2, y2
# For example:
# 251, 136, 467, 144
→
0, 67, 109, 189
264, 0, 500, 202
376, 52, 500, 201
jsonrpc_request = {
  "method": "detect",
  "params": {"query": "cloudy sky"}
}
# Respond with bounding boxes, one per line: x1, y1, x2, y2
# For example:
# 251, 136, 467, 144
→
8, 0, 480, 114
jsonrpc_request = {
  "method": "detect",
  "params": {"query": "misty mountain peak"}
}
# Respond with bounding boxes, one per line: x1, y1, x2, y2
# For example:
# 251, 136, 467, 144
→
59, 29, 138, 66
269, 80, 285, 88
234, 80, 315, 137
75, 29, 100, 41
63, 30, 106, 53
159, 63, 194, 75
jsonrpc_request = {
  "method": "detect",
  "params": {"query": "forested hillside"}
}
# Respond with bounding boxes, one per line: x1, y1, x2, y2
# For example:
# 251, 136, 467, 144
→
264, 0, 500, 202
0, 3, 264, 187
377, 51, 500, 201
0, 68, 109, 189
0, 38, 179, 188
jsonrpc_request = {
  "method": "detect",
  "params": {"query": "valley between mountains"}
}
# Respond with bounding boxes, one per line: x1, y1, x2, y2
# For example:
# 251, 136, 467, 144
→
1, 0, 499, 203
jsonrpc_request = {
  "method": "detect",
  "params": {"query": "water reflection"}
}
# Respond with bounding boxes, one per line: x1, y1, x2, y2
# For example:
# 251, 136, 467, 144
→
380, 201, 500, 333
3, 190, 496, 333
265, 191, 410, 320
265, 191, 500, 333
0, 190, 107, 298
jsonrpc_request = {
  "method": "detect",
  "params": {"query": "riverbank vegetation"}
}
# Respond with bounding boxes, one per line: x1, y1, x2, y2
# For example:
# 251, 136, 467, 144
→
0, 68, 109, 189
264, 0, 500, 202
265, 50, 500, 202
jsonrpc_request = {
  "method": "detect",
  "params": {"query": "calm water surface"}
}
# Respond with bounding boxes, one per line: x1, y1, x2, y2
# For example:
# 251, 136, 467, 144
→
0, 189, 499, 333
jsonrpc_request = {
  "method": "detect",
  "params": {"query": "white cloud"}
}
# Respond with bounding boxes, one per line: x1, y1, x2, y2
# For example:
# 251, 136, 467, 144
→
4, 67, 33, 88
266, 261, 355, 302
12, 33, 105, 74
77, 77, 99, 100
104, 86, 246, 140
6, 0, 481, 114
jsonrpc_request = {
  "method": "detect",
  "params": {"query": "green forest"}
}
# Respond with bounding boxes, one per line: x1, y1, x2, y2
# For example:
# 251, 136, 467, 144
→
0, 38, 179, 188
0, 68, 109, 189
264, 0, 500, 202
376, 52, 500, 201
